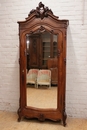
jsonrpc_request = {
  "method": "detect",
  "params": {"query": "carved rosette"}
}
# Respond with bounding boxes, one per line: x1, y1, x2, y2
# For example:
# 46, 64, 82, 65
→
38, 113, 45, 121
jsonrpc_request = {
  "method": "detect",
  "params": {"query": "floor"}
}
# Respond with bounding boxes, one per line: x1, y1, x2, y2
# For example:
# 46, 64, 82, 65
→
0, 111, 87, 130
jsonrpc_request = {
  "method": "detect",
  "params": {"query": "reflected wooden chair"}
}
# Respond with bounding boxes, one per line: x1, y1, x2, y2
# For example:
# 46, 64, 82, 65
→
27, 69, 39, 88
37, 69, 51, 88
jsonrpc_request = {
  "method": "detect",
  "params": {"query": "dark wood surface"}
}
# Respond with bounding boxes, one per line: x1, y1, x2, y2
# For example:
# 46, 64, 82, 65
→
17, 2, 69, 126
48, 58, 58, 85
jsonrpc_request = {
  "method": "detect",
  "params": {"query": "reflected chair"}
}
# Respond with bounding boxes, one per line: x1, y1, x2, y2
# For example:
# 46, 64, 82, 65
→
27, 69, 39, 88
37, 69, 51, 88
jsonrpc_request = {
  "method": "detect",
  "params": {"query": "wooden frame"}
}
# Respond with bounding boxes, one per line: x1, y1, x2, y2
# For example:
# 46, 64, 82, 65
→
17, 2, 69, 126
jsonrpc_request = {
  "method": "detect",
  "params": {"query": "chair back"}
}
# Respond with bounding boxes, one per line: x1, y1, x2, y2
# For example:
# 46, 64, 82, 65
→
27, 69, 39, 87
37, 69, 51, 88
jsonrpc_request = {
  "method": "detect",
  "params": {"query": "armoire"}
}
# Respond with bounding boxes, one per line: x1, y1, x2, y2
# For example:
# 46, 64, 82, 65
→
17, 2, 69, 126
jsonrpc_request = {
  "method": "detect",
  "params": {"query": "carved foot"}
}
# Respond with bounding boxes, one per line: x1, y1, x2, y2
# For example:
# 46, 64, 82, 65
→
18, 116, 22, 122
63, 112, 67, 127
17, 108, 22, 122
63, 120, 66, 127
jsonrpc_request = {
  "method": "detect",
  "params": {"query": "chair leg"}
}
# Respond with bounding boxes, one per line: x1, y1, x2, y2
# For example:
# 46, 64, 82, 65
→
35, 83, 36, 88
49, 84, 51, 88
37, 84, 38, 88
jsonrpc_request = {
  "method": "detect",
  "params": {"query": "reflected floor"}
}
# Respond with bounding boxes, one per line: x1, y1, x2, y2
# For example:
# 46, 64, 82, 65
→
27, 84, 57, 108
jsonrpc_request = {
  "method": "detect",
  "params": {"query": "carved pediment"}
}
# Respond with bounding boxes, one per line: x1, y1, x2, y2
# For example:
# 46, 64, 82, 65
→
28, 2, 56, 19
18, 2, 69, 28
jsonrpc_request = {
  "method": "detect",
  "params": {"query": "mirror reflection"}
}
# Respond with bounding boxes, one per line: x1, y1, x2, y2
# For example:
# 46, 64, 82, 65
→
26, 31, 58, 108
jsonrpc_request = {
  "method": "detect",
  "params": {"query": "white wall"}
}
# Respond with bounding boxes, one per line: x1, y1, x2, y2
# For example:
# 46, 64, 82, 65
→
0, 0, 87, 118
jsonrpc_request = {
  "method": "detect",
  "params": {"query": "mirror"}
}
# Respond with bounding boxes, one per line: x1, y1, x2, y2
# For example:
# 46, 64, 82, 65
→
26, 31, 58, 108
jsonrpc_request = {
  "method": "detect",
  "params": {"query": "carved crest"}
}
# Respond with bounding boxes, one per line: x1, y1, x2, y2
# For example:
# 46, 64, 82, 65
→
28, 2, 53, 19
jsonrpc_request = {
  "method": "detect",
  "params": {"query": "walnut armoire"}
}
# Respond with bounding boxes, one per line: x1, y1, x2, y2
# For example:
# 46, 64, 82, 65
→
17, 2, 69, 126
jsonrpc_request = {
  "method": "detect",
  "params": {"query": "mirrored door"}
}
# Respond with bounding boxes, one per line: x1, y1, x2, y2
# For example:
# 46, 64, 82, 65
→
26, 31, 58, 109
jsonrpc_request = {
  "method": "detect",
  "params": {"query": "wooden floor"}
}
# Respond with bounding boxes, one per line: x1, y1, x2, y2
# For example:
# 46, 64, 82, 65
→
1, 85, 87, 129
0, 111, 87, 130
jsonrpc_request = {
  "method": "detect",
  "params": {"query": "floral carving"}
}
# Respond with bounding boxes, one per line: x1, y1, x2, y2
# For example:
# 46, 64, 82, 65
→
28, 2, 53, 19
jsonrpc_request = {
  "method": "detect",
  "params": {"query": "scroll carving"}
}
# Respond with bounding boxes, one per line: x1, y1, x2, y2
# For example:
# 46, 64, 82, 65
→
28, 2, 53, 19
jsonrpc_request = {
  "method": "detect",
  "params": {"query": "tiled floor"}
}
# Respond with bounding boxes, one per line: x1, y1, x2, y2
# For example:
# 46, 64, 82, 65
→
0, 111, 87, 130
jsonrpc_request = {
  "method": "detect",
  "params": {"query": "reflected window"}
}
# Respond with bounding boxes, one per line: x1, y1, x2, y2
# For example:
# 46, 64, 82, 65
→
42, 32, 51, 66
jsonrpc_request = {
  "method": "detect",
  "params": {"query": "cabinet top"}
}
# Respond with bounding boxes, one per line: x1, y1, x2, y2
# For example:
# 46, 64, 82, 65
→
17, 2, 69, 27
